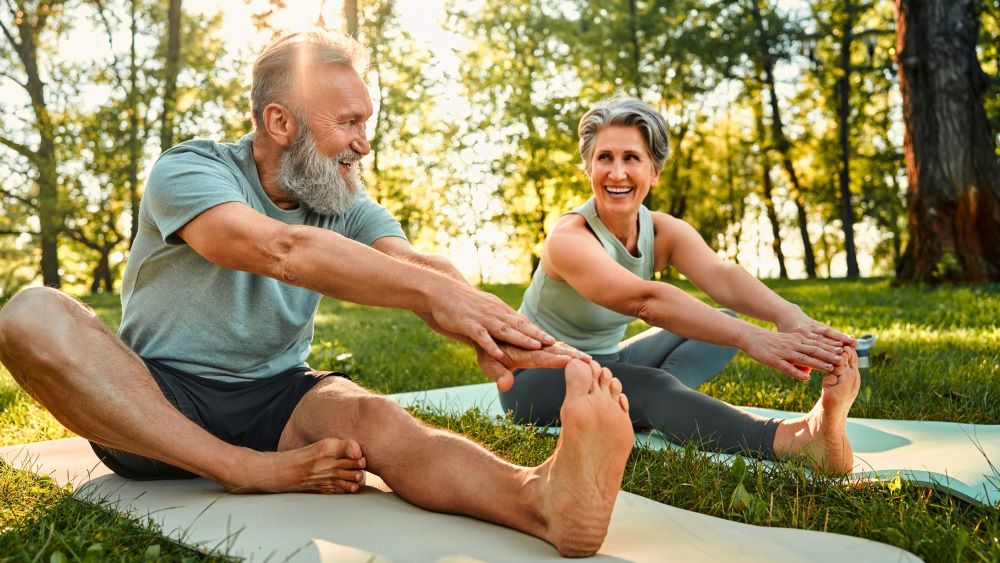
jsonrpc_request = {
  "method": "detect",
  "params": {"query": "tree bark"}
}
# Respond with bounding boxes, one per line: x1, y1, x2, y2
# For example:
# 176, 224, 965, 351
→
838, 0, 861, 277
344, 0, 358, 37
159, 0, 182, 152
127, 0, 141, 247
749, 0, 818, 278
754, 96, 788, 278
5, 4, 63, 287
895, 0, 1000, 282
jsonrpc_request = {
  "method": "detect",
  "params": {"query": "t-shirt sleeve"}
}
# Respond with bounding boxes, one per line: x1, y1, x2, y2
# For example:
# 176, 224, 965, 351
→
339, 194, 407, 246
143, 146, 249, 245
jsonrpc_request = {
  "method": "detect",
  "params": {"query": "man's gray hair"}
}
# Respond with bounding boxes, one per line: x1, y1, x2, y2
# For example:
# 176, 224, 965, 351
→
251, 31, 371, 130
578, 97, 670, 174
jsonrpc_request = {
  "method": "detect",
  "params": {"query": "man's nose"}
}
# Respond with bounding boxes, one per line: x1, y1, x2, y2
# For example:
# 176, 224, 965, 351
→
351, 128, 370, 155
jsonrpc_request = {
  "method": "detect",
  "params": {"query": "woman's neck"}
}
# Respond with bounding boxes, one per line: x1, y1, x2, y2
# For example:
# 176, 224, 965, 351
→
594, 202, 640, 252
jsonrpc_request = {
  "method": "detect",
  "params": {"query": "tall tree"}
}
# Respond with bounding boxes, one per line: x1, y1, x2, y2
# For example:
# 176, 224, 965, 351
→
894, 0, 1000, 282
0, 0, 67, 287
835, 0, 861, 278
752, 88, 789, 278
747, 0, 817, 278
159, 0, 182, 152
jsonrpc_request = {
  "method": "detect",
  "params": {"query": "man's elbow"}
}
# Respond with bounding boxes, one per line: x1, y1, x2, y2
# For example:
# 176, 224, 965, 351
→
260, 224, 307, 285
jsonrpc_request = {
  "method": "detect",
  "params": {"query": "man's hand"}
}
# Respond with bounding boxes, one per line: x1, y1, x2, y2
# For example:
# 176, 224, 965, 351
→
739, 326, 844, 382
427, 284, 556, 360
476, 341, 590, 392
775, 309, 857, 350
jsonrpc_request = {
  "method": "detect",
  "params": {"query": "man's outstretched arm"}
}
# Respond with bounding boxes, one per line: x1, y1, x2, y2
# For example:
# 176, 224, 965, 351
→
176, 202, 552, 360
370, 236, 588, 390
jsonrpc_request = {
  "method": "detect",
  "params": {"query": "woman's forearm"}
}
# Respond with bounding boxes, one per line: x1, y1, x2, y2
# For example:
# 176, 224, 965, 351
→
699, 263, 802, 326
632, 281, 766, 351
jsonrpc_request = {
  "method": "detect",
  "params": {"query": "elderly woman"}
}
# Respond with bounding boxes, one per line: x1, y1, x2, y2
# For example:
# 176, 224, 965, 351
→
501, 97, 861, 472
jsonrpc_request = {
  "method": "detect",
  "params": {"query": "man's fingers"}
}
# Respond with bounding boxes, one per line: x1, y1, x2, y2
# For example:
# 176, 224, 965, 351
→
494, 371, 515, 392
545, 341, 591, 361
509, 315, 556, 346
468, 323, 504, 359
486, 313, 552, 349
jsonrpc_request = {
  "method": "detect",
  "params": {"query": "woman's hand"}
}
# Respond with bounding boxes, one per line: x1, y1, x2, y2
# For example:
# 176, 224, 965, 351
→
740, 326, 844, 382
775, 308, 857, 350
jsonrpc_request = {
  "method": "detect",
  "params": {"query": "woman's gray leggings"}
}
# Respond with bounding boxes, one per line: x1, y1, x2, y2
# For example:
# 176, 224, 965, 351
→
499, 322, 780, 459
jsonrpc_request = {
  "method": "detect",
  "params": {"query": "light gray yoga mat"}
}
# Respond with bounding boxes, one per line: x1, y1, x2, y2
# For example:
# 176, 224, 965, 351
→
1, 438, 920, 562
388, 383, 1000, 507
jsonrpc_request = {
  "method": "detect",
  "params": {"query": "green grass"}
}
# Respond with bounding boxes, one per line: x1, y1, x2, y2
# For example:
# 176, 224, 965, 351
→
1, 278, 999, 560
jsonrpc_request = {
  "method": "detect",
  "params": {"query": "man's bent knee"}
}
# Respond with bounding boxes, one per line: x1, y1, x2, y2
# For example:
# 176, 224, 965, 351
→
0, 287, 100, 356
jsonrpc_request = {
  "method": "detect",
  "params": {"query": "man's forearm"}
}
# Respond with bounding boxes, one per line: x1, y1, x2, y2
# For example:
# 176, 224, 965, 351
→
279, 225, 459, 313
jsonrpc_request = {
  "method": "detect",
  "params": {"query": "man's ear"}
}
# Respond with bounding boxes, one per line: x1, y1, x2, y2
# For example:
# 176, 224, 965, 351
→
261, 102, 299, 148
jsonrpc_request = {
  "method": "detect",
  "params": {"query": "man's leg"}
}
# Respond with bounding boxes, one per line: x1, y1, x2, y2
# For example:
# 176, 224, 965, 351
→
0, 287, 364, 492
279, 359, 634, 557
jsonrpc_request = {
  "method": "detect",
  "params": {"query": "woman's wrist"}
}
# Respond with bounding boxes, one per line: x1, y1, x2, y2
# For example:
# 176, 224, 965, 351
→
773, 303, 806, 331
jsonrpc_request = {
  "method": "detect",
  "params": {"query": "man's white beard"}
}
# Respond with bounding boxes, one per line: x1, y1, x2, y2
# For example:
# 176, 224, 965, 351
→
278, 126, 364, 216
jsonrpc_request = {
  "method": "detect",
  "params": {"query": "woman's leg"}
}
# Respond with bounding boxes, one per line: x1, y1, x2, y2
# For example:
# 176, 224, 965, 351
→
501, 363, 779, 458
619, 310, 739, 389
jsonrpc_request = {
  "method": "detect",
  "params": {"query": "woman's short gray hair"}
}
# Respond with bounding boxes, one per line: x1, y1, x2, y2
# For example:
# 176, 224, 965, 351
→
578, 97, 670, 174
251, 31, 371, 129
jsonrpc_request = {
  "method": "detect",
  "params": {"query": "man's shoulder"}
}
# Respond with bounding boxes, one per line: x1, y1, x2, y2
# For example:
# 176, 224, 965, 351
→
154, 136, 251, 169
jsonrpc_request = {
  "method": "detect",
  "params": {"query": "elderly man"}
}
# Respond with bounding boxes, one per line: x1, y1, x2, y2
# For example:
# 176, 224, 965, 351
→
0, 32, 634, 556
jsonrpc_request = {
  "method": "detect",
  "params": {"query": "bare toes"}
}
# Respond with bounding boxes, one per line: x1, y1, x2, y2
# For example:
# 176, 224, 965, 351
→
598, 367, 613, 390
609, 377, 623, 398
619, 393, 629, 413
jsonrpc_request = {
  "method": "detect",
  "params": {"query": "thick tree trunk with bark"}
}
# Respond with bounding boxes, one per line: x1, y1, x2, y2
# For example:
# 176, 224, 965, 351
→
894, 0, 1000, 282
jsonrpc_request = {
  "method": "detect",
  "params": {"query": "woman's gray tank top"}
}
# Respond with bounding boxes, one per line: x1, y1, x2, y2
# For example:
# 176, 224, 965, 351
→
519, 197, 655, 355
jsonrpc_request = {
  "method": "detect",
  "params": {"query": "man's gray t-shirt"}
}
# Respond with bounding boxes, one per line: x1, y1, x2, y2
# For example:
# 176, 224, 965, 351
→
119, 135, 405, 382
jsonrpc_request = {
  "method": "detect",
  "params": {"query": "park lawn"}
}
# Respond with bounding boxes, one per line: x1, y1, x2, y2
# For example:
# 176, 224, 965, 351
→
1, 278, 999, 560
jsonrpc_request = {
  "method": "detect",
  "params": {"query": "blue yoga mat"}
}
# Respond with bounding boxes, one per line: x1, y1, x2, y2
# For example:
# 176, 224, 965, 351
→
389, 382, 1000, 506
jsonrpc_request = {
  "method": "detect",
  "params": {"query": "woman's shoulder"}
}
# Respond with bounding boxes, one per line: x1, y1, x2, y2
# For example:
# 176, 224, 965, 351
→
551, 211, 590, 235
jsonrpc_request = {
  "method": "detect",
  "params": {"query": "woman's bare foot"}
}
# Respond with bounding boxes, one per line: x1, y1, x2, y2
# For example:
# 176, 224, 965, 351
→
538, 359, 633, 557
226, 438, 367, 493
774, 347, 861, 475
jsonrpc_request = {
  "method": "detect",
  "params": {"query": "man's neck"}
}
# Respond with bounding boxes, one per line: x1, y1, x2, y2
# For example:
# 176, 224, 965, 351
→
251, 133, 299, 210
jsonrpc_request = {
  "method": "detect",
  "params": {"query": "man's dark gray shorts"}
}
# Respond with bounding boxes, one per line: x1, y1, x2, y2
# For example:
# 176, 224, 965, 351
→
89, 358, 346, 480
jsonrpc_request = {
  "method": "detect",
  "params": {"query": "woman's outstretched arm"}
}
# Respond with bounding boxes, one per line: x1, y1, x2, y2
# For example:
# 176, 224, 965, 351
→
654, 213, 856, 350
544, 214, 841, 381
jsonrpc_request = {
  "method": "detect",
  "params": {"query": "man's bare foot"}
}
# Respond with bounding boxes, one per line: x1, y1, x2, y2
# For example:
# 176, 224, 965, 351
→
774, 347, 861, 475
538, 359, 633, 557
226, 438, 367, 494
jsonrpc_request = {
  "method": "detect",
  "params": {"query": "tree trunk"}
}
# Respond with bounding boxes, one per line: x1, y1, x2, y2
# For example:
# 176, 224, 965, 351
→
8, 5, 62, 287
159, 0, 182, 152
749, 0, 818, 278
894, 0, 1000, 282
754, 97, 788, 278
838, 0, 861, 277
344, 0, 358, 37
127, 0, 141, 247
